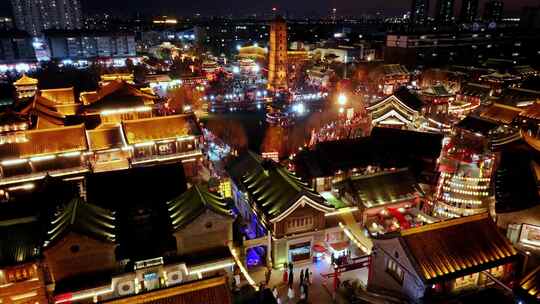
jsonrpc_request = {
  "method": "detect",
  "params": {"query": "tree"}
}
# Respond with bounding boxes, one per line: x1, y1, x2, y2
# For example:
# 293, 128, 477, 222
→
205, 119, 248, 151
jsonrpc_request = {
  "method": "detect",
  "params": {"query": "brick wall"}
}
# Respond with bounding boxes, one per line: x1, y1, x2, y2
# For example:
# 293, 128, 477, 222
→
43, 232, 117, 283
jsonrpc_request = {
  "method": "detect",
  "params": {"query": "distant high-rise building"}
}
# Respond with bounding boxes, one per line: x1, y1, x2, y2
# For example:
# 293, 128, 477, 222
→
10, 0, 82, 36
268, 16, 288, 90
411, 0, 429, 25
436, 0, 455, 23
459, 0, 479, 23
483, 0, 504, 22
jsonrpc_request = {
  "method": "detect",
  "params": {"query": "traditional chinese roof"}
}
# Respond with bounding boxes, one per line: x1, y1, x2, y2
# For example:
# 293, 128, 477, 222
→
455, 115, 499, 135
479, 103, 522, 124
227, 151, 333, 224
122, 114, 201, 145
167, 185, 232, 231
13, 74, 38, 86
80, 80, 157, 111
512, 65, 538, 77
335, 169, 423, 208
459, 82, 492, 98
40, 87, 76, 105
519, 103, 540, 121
499, 88, 540, 108
45, 198, 116, 247
0, 124, 87, 158
520, 265, 540, 301
293, 127, 443, 181
400, 213, 517, 283
422, 84, 452, 97
382, 64, 409, 76
367, 87, 423, 125
86, 125, 126, 151
0, 216, 41, 267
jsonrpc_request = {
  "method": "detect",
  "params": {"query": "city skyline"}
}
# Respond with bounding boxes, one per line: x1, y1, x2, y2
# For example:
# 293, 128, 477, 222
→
0, 0, 538, 18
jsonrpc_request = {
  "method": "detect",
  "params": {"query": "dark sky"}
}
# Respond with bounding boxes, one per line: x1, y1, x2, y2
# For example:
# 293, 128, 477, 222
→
0, 0, 536, 18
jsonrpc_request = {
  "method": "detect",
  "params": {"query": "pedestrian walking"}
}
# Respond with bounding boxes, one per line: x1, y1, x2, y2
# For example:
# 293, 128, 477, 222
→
288, 268, 294, 288
299, 269, 304, 286
283, 267, 288, 285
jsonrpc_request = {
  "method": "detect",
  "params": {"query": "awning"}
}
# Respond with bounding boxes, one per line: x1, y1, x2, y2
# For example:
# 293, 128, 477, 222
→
329, 241, 349, 252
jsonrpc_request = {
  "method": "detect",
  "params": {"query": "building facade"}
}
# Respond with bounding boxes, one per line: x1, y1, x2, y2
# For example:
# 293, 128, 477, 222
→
410, 0, 429, 25
10, 0, 82, 36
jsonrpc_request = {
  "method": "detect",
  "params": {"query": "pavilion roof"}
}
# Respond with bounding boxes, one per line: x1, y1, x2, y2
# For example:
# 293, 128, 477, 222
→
400, 213, 517, 283
455, 115, 499, 136
460, 82, 491, 98
45, 198, 116, 247
479, 103, 522, 124
520, 265, 540, 301
122, 114, 201, 145
334, 169, 423, 208
80, 80, 157, 111
227, 151, 331, 224
0, 216, 41, 267
0, 124, 87, 158
13, 74, 38, 86
167, 185, 232, 231
519, 103, 540, 121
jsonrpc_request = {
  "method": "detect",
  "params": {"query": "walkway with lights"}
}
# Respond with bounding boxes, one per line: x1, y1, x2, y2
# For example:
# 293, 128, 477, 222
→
339, 211, 373, 254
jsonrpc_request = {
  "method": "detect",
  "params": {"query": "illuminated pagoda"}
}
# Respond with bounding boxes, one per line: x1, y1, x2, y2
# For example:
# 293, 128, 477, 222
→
13, 74, 38, 101
267, 16, 288, 91
0, 109, 30, 144
226, 151, 336, 267
367, 87, 423, 130
369, 213, 517, 302
432, 116, 498, 218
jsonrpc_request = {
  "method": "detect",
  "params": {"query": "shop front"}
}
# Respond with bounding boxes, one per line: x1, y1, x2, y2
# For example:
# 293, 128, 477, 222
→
287, 237, 313, 263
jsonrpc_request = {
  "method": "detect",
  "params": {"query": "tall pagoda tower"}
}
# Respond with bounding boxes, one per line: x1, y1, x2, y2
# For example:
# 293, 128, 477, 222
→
268, 16, 288, 90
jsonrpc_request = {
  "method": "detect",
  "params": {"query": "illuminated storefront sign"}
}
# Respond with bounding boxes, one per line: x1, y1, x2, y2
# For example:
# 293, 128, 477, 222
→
519, 224, 540, 247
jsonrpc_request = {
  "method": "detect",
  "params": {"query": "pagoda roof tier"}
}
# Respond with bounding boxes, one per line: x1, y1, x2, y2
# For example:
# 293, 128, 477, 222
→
400, 213, 517, 283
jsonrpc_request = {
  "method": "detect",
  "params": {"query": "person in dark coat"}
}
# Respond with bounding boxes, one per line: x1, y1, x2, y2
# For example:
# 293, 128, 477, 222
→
299, 269, 304, 286
304, 268, 310, 285
288, 269, 294, 288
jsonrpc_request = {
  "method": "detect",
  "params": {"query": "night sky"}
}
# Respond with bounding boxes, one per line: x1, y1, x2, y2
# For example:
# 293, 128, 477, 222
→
0, 0, 537, 18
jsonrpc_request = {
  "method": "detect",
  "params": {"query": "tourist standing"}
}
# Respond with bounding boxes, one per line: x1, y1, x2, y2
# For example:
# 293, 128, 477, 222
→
299, 269, 304, 286
304, 268, 310, 285
288, 267, 294, 288
283, 263, 288, 285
